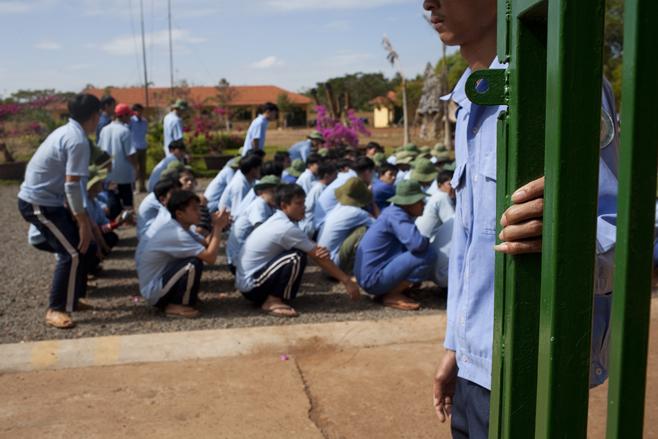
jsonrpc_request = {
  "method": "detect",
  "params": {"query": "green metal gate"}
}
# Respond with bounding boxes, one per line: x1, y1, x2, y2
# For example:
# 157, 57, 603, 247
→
465, 0, 657, 437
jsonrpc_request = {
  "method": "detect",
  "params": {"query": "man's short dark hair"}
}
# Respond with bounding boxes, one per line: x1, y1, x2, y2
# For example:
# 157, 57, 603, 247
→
437, 170, 454, 185
154, 177, 181, 201
239, 154, 263, 175
132, 103, 144, 112
379, 163, 398, 176
261, 160, 283, 178
273, 151, 289, 164
262, 102, 279, 114
354, 157, 375, 173
276, 184, 306, 207
168, 139, 186, 152
167, 190, 200, 218
306, 153, 321, 166
366, 142, 383, 153
337, 159, 354, 172
100, 95, 116, 109
68, 93, 101, 124
317, 162, 337, 180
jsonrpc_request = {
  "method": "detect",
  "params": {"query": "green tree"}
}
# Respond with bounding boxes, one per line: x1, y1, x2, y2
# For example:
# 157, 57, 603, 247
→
604, 0, 623, 104
435, 52, 469, 91
306, 72, 394, 112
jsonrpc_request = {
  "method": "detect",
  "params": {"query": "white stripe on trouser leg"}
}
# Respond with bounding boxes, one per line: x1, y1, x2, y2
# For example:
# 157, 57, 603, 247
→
252, 253, 299, 288
160, 263, 193, 301
284, 255, 301, 300
33, 205, 79, 313
182, 263, 195, 305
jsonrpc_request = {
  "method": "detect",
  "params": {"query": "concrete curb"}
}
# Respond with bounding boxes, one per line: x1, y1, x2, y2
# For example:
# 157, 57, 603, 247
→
0, 314, 445, 373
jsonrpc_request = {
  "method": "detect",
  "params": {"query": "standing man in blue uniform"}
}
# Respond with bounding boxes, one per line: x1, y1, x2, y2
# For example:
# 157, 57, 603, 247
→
163, 99, 187, 156
130, 103, 149, 193
423, 1, 619, 437
95, 95, 115, 142
18, 93, 101, 329
241, 102, 279, 157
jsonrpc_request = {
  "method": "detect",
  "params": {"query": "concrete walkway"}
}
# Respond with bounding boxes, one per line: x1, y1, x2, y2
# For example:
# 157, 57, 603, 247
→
1, 303, 657, 438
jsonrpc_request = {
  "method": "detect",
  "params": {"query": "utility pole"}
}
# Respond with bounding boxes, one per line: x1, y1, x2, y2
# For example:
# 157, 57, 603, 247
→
139, 0, 149, 108
168, 0, 174, 99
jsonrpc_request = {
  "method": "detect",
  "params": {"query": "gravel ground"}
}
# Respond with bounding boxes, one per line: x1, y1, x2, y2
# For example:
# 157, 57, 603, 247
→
0, 181, 445, 344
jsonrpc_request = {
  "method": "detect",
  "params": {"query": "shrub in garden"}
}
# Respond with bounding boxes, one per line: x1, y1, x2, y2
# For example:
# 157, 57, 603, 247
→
315, 105, 370, 149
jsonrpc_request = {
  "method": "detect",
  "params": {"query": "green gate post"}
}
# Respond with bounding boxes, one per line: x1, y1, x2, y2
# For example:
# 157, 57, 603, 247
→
467, 1, 548, 438
535, 0, 606, 437
606, 0, 658, 437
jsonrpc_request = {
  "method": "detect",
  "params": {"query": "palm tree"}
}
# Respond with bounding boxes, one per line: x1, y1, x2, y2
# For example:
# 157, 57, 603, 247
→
382, 36, 410, 145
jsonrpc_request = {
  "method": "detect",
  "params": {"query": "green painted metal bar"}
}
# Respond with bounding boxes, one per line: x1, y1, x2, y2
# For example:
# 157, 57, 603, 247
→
535, 0, 605, 437
606, 0, 658, 436
465, 1, 548, 437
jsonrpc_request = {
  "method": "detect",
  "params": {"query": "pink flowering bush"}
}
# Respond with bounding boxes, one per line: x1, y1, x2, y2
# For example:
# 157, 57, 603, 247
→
315, 105, 370, 148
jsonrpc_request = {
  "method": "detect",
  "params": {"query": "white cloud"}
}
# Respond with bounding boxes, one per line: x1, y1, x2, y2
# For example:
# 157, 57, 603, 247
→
265, 0, 409, 11
34, 40, 62, 50
102, 29, 206, 56
250, 56, 284, 69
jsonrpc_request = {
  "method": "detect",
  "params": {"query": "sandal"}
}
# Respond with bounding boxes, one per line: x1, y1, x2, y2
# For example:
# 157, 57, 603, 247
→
263, 304, 298, 318
382, 294, 421, 311
45, 309, 75, 329
164, 304, 201, 318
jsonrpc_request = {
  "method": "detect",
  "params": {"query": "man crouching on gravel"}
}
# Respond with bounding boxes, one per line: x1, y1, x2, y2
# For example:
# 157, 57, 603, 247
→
136, 190, 230, 318
235, 184, 361, 318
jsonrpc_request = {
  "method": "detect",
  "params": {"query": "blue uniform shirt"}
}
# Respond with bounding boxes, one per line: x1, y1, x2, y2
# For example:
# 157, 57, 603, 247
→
163, 111, 183, 156
241, 115, 268, 156
18, 119, 90, 207
444, 59, 619, 390
289, 139, 312, 162
218, 170, 253, 214
130, 115, 148, 150
296, 169, 317, 194
354, 204, 430, 289
318, 204, 374, 265
148, 155, 179, 192
137, 192, 163, 238
226, 196, 275, 265
372, 179, 396, 211
204, 165, 236, 212
99, 121, 136, 185
96, 112, 111, 141
313, 170, 357, 229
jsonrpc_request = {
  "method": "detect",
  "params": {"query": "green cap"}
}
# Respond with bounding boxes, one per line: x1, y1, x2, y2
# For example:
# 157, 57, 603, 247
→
162, 160, 194, 179
254, 175, 281, 192
442, 161, 457, 172
419, 146, 431, 154
433, 143, 448, 152
308, 130, 325, 142
87, 165, 107, 190
318, 147, 330, 157
402, 143, 419, 153
387, 180, 428, 206
286, 159, 306, 177
410, 158, 438, 183
172, 99, 188, 110
373, 152, 387, 167
335, 177, 373, 208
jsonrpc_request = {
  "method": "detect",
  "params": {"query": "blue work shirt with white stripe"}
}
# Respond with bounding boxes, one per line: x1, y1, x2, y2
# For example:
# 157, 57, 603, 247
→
445, 58, 619, 390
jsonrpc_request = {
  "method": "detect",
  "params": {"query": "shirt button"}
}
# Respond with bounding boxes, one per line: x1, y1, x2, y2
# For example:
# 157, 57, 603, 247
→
473, 175, 479, 183
596, 368, 603, 376
462, 355, 469, 363
472, 125, 480, 134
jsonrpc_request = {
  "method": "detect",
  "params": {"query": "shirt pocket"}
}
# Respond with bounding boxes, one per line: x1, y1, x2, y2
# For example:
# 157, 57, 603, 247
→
477, 151, 498, 235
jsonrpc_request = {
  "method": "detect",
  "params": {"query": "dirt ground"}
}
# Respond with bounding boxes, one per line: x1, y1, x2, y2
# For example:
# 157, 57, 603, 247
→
1, 301, 656, 439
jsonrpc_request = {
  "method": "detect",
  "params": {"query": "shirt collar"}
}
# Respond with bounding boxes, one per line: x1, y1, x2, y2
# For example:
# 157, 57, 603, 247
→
68, 118, 86, 135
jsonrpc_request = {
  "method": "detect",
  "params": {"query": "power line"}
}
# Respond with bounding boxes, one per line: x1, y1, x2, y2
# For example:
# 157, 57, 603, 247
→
168, 0, 174, 98
139, 0, 149, 108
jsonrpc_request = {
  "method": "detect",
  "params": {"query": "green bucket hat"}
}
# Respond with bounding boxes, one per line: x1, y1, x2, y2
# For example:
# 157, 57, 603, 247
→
318, 147, 330, 157
87, 165, 107, 190
162, 160, 194, 179
373, 152, 387, 168
335, 177, 373, 208
402, 143, 419, 154
254, 175, 281, 192
442, 161, 457, 172
308, 130, 325, 142
419, 146, 432, 155
395, 151, 416, 165
388, 180, 428, 206
410, 158, 438, 184
172, 99, 189, 110
286, 159, 306, 178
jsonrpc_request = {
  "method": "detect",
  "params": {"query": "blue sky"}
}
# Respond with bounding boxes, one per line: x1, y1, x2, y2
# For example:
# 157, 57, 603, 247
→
0, 0, 455, 97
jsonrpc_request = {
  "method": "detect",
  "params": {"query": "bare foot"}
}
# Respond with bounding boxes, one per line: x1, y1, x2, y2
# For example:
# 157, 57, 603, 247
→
381, 291, 421, 311
164, 304, 200, 318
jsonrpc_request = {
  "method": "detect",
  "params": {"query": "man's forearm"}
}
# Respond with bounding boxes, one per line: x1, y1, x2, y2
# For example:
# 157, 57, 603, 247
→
311, 255, 350, 283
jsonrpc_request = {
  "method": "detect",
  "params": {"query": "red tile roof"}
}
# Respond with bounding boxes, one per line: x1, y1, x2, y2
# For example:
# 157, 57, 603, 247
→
84, 85, 312, 109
